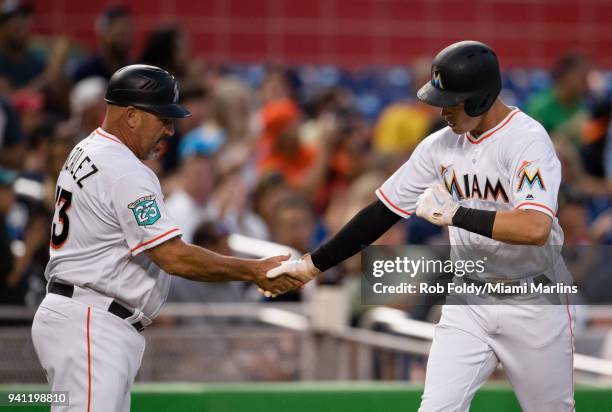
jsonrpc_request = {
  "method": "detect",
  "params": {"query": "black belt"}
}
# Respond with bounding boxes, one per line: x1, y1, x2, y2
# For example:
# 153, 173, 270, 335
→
48, 282, 145, 332
460, 274, 551, 297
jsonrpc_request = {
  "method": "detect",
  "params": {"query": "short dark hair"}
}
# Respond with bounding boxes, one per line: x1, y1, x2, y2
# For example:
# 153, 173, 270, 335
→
96, 6, 131, 33
273, 194, 314, 218
0, 0, 32, 24
140, 26, 182, 72
192, 221, 229, 247
553, 53, 588, 81
179, 81, 208, 104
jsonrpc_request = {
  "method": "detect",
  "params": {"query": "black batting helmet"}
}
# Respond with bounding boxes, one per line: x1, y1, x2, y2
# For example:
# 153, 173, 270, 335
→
417, 41, 501, 117
105, 64, 191, 118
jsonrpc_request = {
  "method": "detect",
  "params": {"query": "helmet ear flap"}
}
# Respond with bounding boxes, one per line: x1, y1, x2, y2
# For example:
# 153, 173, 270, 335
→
464, 92, 489, 117
464, 85, 501, 117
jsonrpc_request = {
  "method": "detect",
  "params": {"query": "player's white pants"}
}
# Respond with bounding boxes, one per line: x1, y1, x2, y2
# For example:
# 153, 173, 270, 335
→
31, 293, 145, 412
419, 304, 575, 412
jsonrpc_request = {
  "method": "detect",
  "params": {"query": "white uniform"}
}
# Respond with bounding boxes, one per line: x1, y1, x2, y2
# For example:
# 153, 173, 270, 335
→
376, 108, 575, 411
31, 128, 182, 412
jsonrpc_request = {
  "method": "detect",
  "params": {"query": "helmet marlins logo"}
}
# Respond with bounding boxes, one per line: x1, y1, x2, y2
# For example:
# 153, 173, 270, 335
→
417, 41, 502, 116
431, 67, 444, 89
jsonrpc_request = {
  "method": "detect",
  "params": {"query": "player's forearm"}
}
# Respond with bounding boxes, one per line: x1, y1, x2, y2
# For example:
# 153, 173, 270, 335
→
490, 209, 551, 245
311, 199, 401, 271
418, 189, 554, 246
152, 240, 256, 282
452, 207, 551, 246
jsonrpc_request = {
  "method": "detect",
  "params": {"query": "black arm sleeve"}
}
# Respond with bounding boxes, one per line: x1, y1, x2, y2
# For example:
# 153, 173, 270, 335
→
310, 199, 402, 272
452, 206, 497, 238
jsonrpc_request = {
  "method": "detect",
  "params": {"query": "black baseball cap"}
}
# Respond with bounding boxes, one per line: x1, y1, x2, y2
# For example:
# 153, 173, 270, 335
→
105, 64, 191, 118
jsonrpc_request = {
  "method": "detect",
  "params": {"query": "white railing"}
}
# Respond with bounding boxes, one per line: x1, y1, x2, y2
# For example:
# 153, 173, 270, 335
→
160, 302, 612, 382
2, 301, 612, 382
357, 306, 612, 381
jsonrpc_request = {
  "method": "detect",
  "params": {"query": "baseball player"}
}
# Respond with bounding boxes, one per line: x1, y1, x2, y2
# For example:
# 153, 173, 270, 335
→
31, 64, 300, 412
268, 41, 575, 411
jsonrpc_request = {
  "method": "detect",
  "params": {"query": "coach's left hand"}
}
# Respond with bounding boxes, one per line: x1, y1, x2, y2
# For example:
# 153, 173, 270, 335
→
416, 187, 459, 226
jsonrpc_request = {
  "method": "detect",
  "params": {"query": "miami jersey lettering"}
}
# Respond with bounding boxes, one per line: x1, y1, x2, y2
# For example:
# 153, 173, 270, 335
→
375, 108, 564, 280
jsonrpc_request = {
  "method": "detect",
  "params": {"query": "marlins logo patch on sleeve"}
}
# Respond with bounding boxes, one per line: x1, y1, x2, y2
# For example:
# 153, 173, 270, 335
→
516, 160, 546, 192
128, 195, 161, 226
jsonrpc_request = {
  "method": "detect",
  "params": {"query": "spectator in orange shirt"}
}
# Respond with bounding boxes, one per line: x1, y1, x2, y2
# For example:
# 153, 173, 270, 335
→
257, 99, 319, 190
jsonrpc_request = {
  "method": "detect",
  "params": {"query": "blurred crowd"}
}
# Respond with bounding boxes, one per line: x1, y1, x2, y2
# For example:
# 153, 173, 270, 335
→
1, 3, 612, 315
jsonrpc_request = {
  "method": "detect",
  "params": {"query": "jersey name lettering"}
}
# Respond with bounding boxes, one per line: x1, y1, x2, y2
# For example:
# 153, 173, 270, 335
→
63, 146, 99, 188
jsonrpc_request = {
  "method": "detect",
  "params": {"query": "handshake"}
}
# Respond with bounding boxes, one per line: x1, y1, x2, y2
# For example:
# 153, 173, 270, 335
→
255, 254, 321, 298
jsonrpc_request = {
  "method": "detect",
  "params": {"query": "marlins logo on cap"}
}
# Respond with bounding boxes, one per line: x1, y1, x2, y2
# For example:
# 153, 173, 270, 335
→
173, 82, 179, 103
431, 68, 444, 90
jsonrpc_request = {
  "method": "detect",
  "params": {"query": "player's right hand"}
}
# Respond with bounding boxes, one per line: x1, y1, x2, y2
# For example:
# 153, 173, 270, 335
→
259, 254, 320, 297
416, 186, 460, 226
253, 254, 305, 297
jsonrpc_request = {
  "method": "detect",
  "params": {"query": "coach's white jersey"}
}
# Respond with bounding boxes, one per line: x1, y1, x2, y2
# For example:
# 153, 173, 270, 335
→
377, 108, 569, 282
44, 128, 182, 318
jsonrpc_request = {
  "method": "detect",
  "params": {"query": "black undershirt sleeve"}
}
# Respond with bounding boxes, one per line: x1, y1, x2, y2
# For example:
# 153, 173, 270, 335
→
310, 199, 402, 272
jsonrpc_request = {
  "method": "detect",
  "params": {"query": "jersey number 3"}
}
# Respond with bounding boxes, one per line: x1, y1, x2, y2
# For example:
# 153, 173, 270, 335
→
51, 187, 73, 249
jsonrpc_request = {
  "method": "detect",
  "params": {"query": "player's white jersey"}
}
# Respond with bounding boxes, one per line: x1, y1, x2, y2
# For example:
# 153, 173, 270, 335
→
44, 128, 182, 319
376, 108, 568, 281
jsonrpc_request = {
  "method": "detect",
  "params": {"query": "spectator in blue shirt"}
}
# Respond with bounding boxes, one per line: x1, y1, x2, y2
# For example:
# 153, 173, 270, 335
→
0, 0, 45, 91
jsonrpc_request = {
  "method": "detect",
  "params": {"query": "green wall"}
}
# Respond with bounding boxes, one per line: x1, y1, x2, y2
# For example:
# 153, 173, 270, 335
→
1, 383, 611, 411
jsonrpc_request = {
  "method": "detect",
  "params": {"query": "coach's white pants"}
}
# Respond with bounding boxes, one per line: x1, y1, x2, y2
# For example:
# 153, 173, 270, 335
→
419, 304, 575, 412
31, 293, 145, 412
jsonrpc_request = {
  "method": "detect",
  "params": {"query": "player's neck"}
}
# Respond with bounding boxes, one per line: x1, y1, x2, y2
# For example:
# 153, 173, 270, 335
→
99, 120, 142, 159
469, 99, 512, 138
